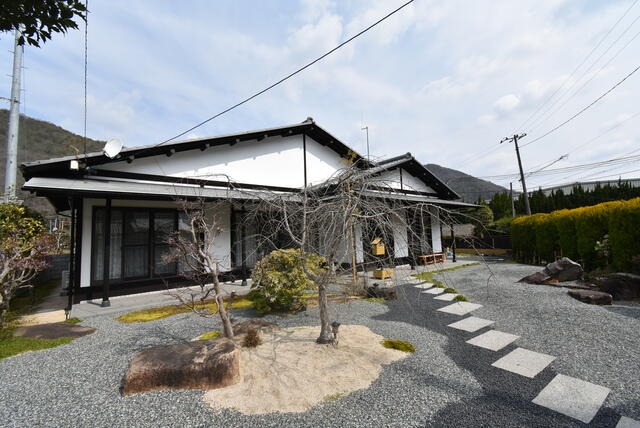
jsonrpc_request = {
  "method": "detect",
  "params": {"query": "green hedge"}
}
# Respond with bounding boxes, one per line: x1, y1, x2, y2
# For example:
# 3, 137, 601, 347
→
512, 198, 640, 271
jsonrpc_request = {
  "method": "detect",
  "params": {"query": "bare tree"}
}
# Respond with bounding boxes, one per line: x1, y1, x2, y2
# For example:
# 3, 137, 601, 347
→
163, 199, 234, 339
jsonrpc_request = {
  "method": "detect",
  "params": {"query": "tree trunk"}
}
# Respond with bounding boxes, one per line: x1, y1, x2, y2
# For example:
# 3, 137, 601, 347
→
212, 275, 234, 339
316, 283, 334, 344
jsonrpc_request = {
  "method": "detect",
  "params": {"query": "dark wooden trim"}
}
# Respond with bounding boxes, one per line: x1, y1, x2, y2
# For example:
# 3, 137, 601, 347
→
303, 134, 307, 187
90, 169, 300, 193
101, 198, 112, 305
72, 197, 83, 304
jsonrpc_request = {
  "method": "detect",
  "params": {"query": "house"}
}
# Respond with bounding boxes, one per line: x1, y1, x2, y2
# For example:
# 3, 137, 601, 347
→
21, 118, 475, 306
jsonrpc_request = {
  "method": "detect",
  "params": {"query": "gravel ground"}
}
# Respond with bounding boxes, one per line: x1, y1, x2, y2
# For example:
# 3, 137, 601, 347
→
0, 262, 638, 427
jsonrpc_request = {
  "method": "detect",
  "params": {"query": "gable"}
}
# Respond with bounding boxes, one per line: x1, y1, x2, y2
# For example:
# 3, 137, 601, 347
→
374, 168, 436, 194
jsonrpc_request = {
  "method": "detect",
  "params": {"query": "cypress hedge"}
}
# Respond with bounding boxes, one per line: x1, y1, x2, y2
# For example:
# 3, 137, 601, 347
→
511, 197, 640, 271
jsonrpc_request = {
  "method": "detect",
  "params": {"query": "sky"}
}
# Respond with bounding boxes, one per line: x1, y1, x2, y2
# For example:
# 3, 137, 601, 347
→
1, 0, 639, 192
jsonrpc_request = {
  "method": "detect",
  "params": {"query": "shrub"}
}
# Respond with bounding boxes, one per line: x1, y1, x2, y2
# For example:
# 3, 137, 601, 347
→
250, 249, 326, 314
555, 209, 578, 260
574, 201, 622, 269
381, 339, 415, 353
535, 212, 559, 263
609, 199, 640, 272
243, 328, 262, 347
512, 213, 546, 263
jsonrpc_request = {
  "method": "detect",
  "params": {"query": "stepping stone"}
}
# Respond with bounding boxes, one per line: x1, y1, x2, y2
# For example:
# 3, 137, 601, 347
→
532, 374, 610, 423
492, 348, 555, 378
617, 417, 640, 428
448, 316, 494, 332
422, 288, 444, 295
437, 302, 482, 315
467, 330, 519, 351
414, 283, 433, 289
434, 293, 458, 301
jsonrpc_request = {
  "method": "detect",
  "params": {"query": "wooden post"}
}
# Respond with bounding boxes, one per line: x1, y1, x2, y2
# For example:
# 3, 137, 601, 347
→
101, 198, 112, 307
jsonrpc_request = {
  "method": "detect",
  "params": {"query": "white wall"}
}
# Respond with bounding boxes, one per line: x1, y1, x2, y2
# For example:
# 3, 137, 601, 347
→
375, 168, 436, 193
80, 198, 231, 287
392, 211, 409, 258
100, 135, 346, 189
430, 206, 442, 253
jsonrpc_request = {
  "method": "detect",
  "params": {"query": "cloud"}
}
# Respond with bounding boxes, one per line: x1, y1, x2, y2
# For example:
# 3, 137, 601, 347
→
2, 0, 639, 190
494, 94, 521, 114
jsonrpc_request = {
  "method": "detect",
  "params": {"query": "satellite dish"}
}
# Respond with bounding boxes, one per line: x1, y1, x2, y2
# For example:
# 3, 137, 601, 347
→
103, 138, 123, 159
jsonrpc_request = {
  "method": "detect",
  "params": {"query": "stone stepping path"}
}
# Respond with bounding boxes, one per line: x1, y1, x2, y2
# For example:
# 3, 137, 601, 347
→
422, 288, 444, 295
447, 316, 494, 332
467, 330, 519, 351
414, 283, 433, 289
416, 280, 632, 425
492, 347, 555, 378
433, 293, 458, 301
437, 302, 482, 315
617, 416, 640, 428
532, 374, 611, 424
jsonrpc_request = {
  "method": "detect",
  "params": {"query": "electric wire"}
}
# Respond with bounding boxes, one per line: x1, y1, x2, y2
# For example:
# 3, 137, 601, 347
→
515, 0, 639, 132
520, 63, 640, 148
120, 0, 416, 162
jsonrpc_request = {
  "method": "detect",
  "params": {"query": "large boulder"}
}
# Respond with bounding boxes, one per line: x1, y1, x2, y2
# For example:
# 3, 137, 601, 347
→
597, 273, 640, 300
568, 289, 612, 305
519, 257, 583, 284
122, 338, 239, 395
366, 284, 397, 300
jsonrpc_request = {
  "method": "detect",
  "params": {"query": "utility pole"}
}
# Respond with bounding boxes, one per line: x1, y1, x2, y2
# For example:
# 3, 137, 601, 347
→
361, 125, 370, 161
501, 133, 531, 215
510, 182, 516, 217
3, 28, 23, 201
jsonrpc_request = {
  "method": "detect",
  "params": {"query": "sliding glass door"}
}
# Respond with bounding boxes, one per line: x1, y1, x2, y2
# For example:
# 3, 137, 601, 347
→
92, 208, 179, 284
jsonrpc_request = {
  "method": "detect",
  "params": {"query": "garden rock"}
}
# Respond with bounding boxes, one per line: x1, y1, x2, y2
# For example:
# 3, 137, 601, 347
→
597, 273, 640, 300
567, 289, 612, 305
366, 284, 397, 300
518, 257, 583, 284
14, 322, 96, 339
122, 338, 239, 395
233, 319, 280, 336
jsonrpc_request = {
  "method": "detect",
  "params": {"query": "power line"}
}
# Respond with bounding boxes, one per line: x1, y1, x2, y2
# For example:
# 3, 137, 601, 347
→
520, 62, 640, 148
527, 17, 640, 133
123, 0, 416, 161
83, 0, 88, 157
516, 0, 639, 132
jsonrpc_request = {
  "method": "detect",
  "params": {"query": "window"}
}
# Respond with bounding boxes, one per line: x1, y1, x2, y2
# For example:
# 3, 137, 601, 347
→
92, 208, 180, 284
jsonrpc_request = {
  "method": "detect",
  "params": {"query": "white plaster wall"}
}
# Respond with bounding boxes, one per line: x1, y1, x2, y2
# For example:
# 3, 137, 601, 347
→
100, 135, 347, 189
392, 211, 409, 258
304, 138, 351, 186
375, 169, 435, 193
80, 198, 231, 287
430, 206, 443, 253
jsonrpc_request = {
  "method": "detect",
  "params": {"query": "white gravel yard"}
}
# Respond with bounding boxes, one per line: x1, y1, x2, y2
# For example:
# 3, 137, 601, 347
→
0, 262, 638, 427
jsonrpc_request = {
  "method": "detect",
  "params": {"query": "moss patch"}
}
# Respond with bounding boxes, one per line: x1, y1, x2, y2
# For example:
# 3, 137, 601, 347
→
63, 317, 82, 324
198, 330, 221, 341
116, 296, 255, 324
323, 392, 344, 402
0, 329, 75, 360
381, 338, 416, 353
413, 263, 480, 289
362, 297, 386, 303
443, 287, 458, 294
454, 294, 469, 302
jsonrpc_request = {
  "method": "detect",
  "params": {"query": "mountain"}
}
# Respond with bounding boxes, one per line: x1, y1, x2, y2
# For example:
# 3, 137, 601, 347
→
424, 163, 507, 203
0, 109, 104, 215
